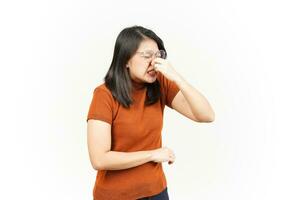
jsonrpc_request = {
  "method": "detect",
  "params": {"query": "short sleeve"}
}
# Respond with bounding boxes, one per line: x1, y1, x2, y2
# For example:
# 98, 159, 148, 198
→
157, 72, 180, 109
86, 86, 113, 124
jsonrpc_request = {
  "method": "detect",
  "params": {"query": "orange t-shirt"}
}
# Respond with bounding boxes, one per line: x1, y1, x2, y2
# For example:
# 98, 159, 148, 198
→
86, 72, 180, 200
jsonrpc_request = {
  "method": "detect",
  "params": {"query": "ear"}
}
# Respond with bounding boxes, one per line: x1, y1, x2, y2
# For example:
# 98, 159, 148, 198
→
126, 60, 132, 68
126, 63, 132, 69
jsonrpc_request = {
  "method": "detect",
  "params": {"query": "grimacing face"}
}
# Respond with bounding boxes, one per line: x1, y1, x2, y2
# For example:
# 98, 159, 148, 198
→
126, 38, 159, 84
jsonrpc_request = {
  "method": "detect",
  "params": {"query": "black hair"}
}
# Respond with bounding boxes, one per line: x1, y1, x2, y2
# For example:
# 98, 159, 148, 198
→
104, 25, 167, 108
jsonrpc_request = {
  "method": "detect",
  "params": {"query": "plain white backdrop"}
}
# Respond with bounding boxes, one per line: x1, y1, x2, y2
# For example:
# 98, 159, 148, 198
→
1, 0, 299, 199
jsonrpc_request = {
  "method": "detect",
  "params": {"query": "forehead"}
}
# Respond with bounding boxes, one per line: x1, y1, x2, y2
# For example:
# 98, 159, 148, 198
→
137, 38, 159, 51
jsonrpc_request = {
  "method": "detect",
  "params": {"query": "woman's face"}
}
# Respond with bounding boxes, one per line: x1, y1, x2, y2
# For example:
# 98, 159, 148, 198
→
126, 38, 159, 84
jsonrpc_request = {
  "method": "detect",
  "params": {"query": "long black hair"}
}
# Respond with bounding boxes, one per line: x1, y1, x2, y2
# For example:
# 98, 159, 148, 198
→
104, 25, 167, 108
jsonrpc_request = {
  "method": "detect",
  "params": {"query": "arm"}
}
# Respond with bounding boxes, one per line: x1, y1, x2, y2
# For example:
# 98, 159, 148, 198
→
96, 151, 153, 170
150, 58, 215, 123
87, 119, 153, 170
87, 119, 175, 170
172, 74, 215, 122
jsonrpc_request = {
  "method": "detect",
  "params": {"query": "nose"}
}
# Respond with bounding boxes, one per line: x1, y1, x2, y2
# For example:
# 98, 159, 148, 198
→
149, 57, 156, 66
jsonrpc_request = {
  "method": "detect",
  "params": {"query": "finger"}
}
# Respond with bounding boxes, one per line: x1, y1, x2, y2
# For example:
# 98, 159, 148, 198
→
154, 63, 161, 71
155, 57, 165, 62
151, 59, 158, 66
170, 151, 175, 156
168, 158, 175, 164
152, 58, 163, 65
169, 155, 175, 161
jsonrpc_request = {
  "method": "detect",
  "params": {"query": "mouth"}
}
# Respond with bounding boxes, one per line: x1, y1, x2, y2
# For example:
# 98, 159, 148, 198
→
147, 68, 156, 76
147, 67, 155, 73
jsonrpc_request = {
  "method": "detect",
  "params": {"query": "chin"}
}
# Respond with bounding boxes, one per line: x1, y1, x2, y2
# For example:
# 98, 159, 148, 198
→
145, 73, 157, 83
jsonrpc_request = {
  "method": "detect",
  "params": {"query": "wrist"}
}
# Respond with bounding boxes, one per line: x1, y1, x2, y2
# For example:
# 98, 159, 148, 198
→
146, 150, 154, 162
173, 74, 184, 85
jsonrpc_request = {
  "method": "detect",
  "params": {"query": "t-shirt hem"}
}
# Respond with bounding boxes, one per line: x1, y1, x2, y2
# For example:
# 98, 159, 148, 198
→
168, 88, 180, 109
87, 115, 112, 124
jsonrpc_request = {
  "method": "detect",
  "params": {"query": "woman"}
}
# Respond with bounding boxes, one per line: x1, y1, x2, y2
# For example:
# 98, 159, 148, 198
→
86, 25, 215, 200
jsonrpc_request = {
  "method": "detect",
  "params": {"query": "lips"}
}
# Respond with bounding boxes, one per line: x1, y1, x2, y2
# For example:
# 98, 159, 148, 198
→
147, 68, 156, 76
147, 68, 155, 73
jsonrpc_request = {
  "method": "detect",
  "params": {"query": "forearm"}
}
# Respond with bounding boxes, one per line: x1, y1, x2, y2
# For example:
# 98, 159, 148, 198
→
96, 150, 153, 170
174, 74, 215, 121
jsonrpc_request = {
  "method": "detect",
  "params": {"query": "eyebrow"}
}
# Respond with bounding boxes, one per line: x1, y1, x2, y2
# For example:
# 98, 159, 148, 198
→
141, 49, 159, 52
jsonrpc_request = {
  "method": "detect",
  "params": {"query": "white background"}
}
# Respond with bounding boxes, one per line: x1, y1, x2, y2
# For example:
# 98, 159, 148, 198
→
1, 0, 299, 199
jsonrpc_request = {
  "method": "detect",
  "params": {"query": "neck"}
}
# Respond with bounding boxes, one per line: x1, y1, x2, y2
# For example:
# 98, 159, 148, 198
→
131, 78, 146, 90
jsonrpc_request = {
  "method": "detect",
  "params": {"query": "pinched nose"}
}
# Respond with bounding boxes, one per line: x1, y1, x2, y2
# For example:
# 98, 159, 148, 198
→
146, 61, 155, 73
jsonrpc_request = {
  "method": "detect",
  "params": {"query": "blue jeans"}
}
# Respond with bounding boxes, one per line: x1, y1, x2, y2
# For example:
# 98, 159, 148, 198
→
137, 187, 169, 200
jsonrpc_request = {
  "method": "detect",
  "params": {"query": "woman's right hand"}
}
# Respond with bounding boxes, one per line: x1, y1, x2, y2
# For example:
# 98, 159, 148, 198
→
150, 147, 176, 165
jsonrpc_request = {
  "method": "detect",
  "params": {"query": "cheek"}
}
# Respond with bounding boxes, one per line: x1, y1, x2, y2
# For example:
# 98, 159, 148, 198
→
132, 60, 148, 72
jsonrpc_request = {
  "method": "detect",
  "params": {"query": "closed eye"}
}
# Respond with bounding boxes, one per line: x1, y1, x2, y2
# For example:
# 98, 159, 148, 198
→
142, 52, 154, 59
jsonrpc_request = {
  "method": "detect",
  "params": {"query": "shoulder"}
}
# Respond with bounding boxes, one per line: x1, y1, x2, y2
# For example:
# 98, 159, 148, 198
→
92, 83, 115, 102
93, 82, 111, 95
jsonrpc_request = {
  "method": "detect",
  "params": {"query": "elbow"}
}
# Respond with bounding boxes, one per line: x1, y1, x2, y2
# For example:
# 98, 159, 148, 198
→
206, 116, 215, 122
90, 151, 110, 170
205, 110, 215, 122
91, 161, 101, 170
196, 113, 215, 123
206, 112, 215, 122
91, 157, 106, 171
92, 161, 105, 171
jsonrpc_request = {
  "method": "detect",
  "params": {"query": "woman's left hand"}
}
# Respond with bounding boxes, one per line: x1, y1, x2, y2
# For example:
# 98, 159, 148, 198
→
151, 58, 181, 82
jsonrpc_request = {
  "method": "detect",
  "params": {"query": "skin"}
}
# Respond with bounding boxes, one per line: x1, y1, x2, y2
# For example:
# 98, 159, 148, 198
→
126, 38, 160, 84
127, 38, 215, 123
87, 38, 215, 171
